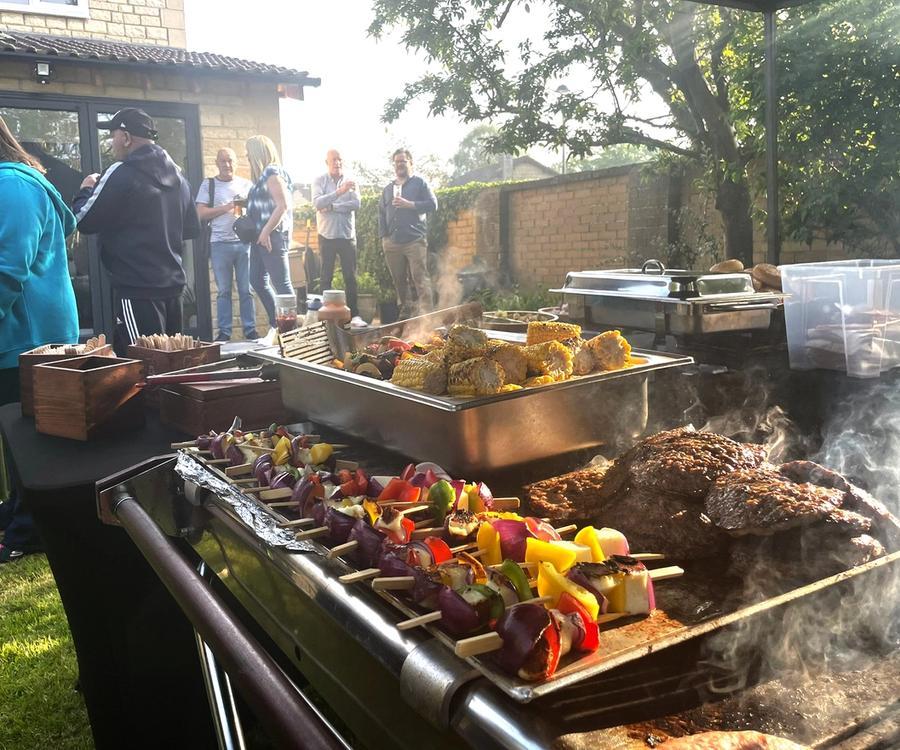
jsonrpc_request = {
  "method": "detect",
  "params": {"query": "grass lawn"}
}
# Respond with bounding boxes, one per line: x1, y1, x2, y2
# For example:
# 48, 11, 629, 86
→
0, 554, 93, 749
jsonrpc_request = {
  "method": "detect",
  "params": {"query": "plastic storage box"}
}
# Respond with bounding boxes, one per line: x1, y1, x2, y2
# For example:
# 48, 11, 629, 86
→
781, 259, 900, 378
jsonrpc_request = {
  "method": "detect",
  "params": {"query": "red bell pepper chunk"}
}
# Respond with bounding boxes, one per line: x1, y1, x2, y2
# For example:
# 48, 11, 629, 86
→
399, 484, 421, 504
423, 536, 452, 564
337, 469, 353, 485
542, 616, 562, 678
557, 593, 600, 653
354, 469, 370, 496
377, 477, 408, 502
401, 516, 415, 543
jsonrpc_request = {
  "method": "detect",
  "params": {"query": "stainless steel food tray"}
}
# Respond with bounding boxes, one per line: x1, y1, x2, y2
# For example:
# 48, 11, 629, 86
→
251, 348, 693, 476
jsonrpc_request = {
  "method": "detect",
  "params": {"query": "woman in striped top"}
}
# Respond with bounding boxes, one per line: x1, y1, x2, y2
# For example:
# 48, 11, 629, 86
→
245, 135, 293, 332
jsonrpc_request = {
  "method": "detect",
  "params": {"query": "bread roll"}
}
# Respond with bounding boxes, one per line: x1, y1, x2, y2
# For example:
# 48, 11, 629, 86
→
752, 263, 782, 290
709, 259, 744, 274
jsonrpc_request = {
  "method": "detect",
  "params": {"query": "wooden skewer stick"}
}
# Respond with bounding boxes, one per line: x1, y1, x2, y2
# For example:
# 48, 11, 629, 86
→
410, 526, 443, 539
372, 576, 417, 591
648, 565, 683, 582
278, 518, 315, 529
453, 612, 629, 659
554, 524, 578, 536
225, 463, 253, 477
232, 478, 258, 485
339, 568, 380, 584
239, 444, 277, 454
396, 611, 443, 631
630, 553, 666, 561
327, 541, 358, 559
171, 440, 198, 449
259, 488, 293, 501
295, 526, 327, 540
508, 595, 552, 608
266, 500, 300, 509
204, 458, 230, 465
450, 543, 476, 554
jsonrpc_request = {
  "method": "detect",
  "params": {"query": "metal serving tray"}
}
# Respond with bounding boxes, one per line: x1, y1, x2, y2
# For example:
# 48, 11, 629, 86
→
250, 348, 693, 476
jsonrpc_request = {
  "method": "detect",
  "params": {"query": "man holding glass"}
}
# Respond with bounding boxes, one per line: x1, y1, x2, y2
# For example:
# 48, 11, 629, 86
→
378, 148, 437, 319
196, 148, 256, 341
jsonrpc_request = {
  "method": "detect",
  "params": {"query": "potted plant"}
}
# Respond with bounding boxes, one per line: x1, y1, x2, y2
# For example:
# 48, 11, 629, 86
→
355, 271, 379, 323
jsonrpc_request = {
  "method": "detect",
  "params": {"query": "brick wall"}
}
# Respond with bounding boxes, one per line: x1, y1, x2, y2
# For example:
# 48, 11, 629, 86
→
1, 0, 187, 47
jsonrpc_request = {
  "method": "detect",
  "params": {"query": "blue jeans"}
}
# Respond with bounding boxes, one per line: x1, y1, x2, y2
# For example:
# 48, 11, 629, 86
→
210, 241, 255, 338
250, 230, 292, 328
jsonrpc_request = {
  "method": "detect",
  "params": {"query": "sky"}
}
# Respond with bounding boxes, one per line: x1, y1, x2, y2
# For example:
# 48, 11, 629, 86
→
185, 0, 476, 185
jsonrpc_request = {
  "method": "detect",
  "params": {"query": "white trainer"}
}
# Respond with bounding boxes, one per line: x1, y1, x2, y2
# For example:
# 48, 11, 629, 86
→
350, 316, 369, 328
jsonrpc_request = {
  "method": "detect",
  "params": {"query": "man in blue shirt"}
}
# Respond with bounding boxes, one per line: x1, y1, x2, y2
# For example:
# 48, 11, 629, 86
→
378, 149, 438, 319
313, 149, 366, 327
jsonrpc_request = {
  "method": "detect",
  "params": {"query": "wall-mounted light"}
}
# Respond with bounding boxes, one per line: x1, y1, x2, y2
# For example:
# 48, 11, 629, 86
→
33, 61, 54, 85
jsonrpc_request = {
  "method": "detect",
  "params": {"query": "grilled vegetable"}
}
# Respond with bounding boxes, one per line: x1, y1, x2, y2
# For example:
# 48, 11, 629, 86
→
523, 340, 574, 380
525, 321, 582, 346
573, 526, 607, 563
428, 479, 456, 524
390, 357, 448, 394
585, 330, 631, 370
536, 561, 601, 620
444, 324, 488, 364
568, 556, 655, 615
448, 357, 504, 397
486, 340, 527, 384
494, 603, 561, 681
500, 558, 534, 602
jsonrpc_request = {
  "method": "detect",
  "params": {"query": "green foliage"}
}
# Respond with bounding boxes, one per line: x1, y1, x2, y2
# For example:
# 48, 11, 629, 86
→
0, 555, 91, 749
568, 144, 654, 173
368, 0, 899, 261
469, 285, 561, 312
450, 124, 503, 179
355, 180, 506, 304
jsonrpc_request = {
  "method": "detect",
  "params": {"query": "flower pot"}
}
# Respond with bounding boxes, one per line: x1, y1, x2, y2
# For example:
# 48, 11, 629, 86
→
357, 293, 377, 323
378, 301, 400, 324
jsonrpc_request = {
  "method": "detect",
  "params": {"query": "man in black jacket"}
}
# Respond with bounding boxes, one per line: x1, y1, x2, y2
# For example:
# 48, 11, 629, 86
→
73, 108, 200, 353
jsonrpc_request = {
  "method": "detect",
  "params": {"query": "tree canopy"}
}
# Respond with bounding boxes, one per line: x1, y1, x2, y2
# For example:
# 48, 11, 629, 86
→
369, 0, 900, 261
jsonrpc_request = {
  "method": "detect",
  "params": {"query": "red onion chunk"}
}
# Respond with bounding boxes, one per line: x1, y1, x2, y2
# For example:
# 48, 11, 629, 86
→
437, 587, 482, 638
490, 519, 533, 562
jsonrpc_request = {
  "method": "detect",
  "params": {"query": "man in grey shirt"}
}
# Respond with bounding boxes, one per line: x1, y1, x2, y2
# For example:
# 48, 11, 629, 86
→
196, 148, 256, 341
312, 149, 366, 327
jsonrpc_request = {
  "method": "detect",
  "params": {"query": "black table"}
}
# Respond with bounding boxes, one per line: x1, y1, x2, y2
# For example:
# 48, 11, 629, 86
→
0, 404, 217, 750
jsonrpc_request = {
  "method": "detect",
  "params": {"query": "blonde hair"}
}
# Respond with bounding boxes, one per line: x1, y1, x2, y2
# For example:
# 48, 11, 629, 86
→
246, 135, 281, 182
0, 115, 45, 173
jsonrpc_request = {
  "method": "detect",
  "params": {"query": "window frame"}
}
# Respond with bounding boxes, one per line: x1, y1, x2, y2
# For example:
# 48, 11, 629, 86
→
0, 0, 90, 19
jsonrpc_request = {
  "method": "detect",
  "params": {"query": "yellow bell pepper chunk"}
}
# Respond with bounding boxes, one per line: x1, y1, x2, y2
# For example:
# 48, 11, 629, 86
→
536, 562, 600, 620
309, 442, 333, 465
574, 526, 607, 563
272, 435, 291, 466
525, 537, 577, 573
476, 521, 502, 567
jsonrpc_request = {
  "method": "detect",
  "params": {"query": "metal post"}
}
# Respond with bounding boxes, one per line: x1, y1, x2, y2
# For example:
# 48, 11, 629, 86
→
764, 10, 780, 265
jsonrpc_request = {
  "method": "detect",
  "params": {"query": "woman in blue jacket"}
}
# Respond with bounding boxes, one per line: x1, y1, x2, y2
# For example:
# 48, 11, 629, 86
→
0, 114, 78, 562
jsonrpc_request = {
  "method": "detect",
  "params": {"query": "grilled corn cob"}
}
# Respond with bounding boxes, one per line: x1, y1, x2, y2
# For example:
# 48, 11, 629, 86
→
585, 330, 632, 371
390, 356, 448, 395
524, 375, 556, 387
486, 340, 527, 384
526, 321, 582, 346
448, 357, 504, 397
523, 340, 574, 380
444, 325, 488, 364
572, 345, 596, 376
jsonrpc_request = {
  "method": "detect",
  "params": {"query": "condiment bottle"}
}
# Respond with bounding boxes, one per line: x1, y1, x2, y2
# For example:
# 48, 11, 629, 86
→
317, 289, 351, 326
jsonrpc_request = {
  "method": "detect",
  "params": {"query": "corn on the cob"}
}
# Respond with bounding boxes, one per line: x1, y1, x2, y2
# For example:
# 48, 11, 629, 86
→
524, 375, 556, 387
523, 340, 574, 380
499, 383, 523, 393
486, 340, 527, 384
526, 321, 582, 346
585, 330, 632, 371
444, 325, 488, 364
390, 357, 448, 394
572, 345, 595, 376
448, 357, 504, 397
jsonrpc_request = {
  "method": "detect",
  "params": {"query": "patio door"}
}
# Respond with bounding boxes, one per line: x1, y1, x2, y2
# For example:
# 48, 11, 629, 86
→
0, 94, 209, 341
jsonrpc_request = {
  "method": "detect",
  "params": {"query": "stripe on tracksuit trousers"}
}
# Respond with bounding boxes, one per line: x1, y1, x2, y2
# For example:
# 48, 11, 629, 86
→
113, 293, 183, 355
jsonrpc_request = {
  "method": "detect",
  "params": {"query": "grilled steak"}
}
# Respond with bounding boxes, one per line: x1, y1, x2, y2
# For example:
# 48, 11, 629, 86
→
705, 467, 844, 536
625, 427, 768, 499
526, 465, 616, 521
781, 460, 900, 549
595, 487, 729, 559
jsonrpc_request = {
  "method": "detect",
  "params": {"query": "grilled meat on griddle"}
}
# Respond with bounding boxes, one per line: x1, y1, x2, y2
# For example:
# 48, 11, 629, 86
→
624, 427, 769, 499
704, 466, 845, 536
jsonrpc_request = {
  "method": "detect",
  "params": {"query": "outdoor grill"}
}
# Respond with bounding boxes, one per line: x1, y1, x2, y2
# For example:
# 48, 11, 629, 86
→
95, 440, 900, 750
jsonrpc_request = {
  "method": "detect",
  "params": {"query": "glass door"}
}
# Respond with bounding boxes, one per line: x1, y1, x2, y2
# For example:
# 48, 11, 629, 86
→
0, 105, 97, 336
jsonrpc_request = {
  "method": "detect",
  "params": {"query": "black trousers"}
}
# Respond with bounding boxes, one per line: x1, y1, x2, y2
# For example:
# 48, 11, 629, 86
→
319, 235, 359, 317
114, 293, 183, 356
0, 367, 39, 552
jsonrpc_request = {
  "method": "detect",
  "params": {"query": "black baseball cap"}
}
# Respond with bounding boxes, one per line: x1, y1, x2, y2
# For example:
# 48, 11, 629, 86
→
97, 108, 158, 140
